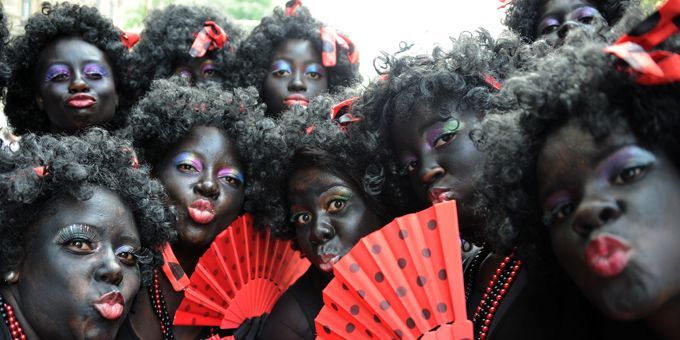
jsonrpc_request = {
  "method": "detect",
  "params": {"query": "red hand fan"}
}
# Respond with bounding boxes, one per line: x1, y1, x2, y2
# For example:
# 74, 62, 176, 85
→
315, 201, 473, 340
173, 214, 310, 329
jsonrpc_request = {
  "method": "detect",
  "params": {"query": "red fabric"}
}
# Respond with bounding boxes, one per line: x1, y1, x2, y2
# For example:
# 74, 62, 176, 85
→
497, 0, 513, 10
606, 0, 680, 85
285, 0, 302, 16
190, 21, 229, 58
119, 30, 140, 49
320, 26, 359, 67
482, 73, 502, 90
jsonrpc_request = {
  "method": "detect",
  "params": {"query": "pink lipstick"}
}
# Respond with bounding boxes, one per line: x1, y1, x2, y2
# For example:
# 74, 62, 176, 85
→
188, 199, 215, 224
94, 291, 125, 320
317, 253, 341, 272
67, 94, 96, 109
284, 94, 309, 107
584, 234, 632, 278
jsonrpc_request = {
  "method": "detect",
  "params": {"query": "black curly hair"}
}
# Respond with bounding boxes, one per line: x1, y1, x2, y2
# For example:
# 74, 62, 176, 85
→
474, 34, 680, 260
245, 92, 391, 239
4, 2, 134, 135
0, 128, 177, 285
0, 3, 10, 95
354, 31, 522, 238
503, 0, 636, 41
129, 5, 244, 97
236, 5, 361, 100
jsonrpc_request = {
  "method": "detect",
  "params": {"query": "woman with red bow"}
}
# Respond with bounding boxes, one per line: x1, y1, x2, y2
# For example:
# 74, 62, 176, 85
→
237, 1, 362, 116
129, 5, 243, 98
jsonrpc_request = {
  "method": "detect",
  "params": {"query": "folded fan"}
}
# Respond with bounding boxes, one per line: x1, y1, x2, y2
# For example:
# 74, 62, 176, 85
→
315, 201, 473, 339
174, 214, 310, 329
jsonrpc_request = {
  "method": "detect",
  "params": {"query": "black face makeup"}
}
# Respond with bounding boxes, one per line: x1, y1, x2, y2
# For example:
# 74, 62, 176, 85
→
537, 121, 680, 320
36, 37, 119, 133
390, 103, 483, 233
14, 188, 142, 339
158, 126, 245, 249
173, 54, 224, 85
535, 0, 606, 45
287, 167, 383, 272
262, 39, 328, 115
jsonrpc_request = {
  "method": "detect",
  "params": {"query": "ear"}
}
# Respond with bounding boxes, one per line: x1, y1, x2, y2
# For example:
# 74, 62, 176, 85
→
36, 95, 45, 111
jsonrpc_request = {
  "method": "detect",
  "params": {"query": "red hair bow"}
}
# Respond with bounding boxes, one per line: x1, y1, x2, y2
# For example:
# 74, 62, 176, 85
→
285, 0, 303, 16
190, 21, 229, 58
119, 28, 140, 49
498, 0, 513, 10
320, 26, 359, 68
604, 0, 680, 85
330, 96, 361, 130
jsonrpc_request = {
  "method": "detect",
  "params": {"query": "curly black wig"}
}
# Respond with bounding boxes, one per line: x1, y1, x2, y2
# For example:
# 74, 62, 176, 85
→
0, 128, 177, 284
124, 77, 265, 169
353, 30, 523, 236
245, 91, 392, 239
503, 0, 636, 41
0, 3, 10, 95
4, 2, 135, 135
129, 4, 244, 97
474, 33, 680, 260
236, 5, 362, 98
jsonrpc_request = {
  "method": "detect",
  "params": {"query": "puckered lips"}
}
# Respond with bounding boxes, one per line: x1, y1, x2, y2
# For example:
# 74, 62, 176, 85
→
428, 187, 455, 205
317, 252, 341, 272
283, 94, 309, 107
188, 199, 216, 224
93, 291, 125, 320
66, 93, 96, 109
584, 234, 632, 278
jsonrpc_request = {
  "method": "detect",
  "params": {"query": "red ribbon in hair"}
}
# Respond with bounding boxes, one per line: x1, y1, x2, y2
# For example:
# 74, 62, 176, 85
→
119, 29, 140, 49
320, 26, 360, 67
497, 0, 513, 10
189, 21, 229, 58
330, 97, 361, 128
482, 73, 502, 90
604, 0, 680, 85
33, 165, 49, 177
285, 0, 302, 16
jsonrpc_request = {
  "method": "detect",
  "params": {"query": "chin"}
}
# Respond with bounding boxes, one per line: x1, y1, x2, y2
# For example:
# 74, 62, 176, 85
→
592, 272, 659, 321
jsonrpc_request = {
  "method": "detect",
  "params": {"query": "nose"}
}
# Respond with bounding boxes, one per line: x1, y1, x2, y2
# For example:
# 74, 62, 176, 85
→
419, 155, 445, 186
557, 20, 581, 39
571, 197, 621, 237
68, 72, 90, 94
310, 218, 335, 246
194, 176, 220, 200
94, 249, 124, 286
287, 70, 306, 92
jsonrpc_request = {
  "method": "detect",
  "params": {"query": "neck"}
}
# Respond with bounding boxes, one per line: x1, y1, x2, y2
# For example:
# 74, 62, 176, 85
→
0, 287, 40, 340
646, 295, 680, 340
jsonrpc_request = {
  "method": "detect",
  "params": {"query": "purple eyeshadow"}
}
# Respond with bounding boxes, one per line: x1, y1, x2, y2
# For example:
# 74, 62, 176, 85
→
218, 167, 244, 183
83, 63, 110, 77
173, 152, 203, 172
44, 64, 71, 82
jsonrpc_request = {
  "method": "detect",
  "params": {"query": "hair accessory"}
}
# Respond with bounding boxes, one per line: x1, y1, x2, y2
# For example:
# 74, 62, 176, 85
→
285, 0, 303, 16
190, 21, 229, 58
320, 26, 360, 67
3, 271, 18, 284
161, 243, 191, 292
481, 73, 502, 90
119, 29, 140, 49
32, 165, 49, 177
497, 0, 513, 10
604, 0, 680, 85
330, 97, 362, 129
173, 214, 310, 329
315, 200, 473, 339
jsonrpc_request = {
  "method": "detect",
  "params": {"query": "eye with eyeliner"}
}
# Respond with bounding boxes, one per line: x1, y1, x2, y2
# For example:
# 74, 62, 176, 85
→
217, 167, 245, 186
426, 118, 463, 148
44, 64, 71, 82
270, 60, 292, 77
83, 63, 110, 79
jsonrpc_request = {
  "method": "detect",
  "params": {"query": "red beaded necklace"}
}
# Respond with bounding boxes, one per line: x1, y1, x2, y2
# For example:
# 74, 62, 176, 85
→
0, 294, 27, 340
469, 248, 523, 340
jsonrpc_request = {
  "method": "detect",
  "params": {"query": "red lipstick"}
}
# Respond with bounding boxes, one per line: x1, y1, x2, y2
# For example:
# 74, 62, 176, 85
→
584, 234, 632, 278
66, 94, 96, 109
317, 253, 341, 272
188, 199, 216, 224
428, 188, 455, 204
94, 291, 125, 320
284, 94, 309, 107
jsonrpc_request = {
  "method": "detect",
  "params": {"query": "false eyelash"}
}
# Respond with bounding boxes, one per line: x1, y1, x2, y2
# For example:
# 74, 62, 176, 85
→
132, 247, 153, 264
56, 224, 98, 244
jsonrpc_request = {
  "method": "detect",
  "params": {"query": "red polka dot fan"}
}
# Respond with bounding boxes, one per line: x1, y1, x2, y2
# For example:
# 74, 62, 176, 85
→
173, 214, 310, 330
315, 201, 473, 339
